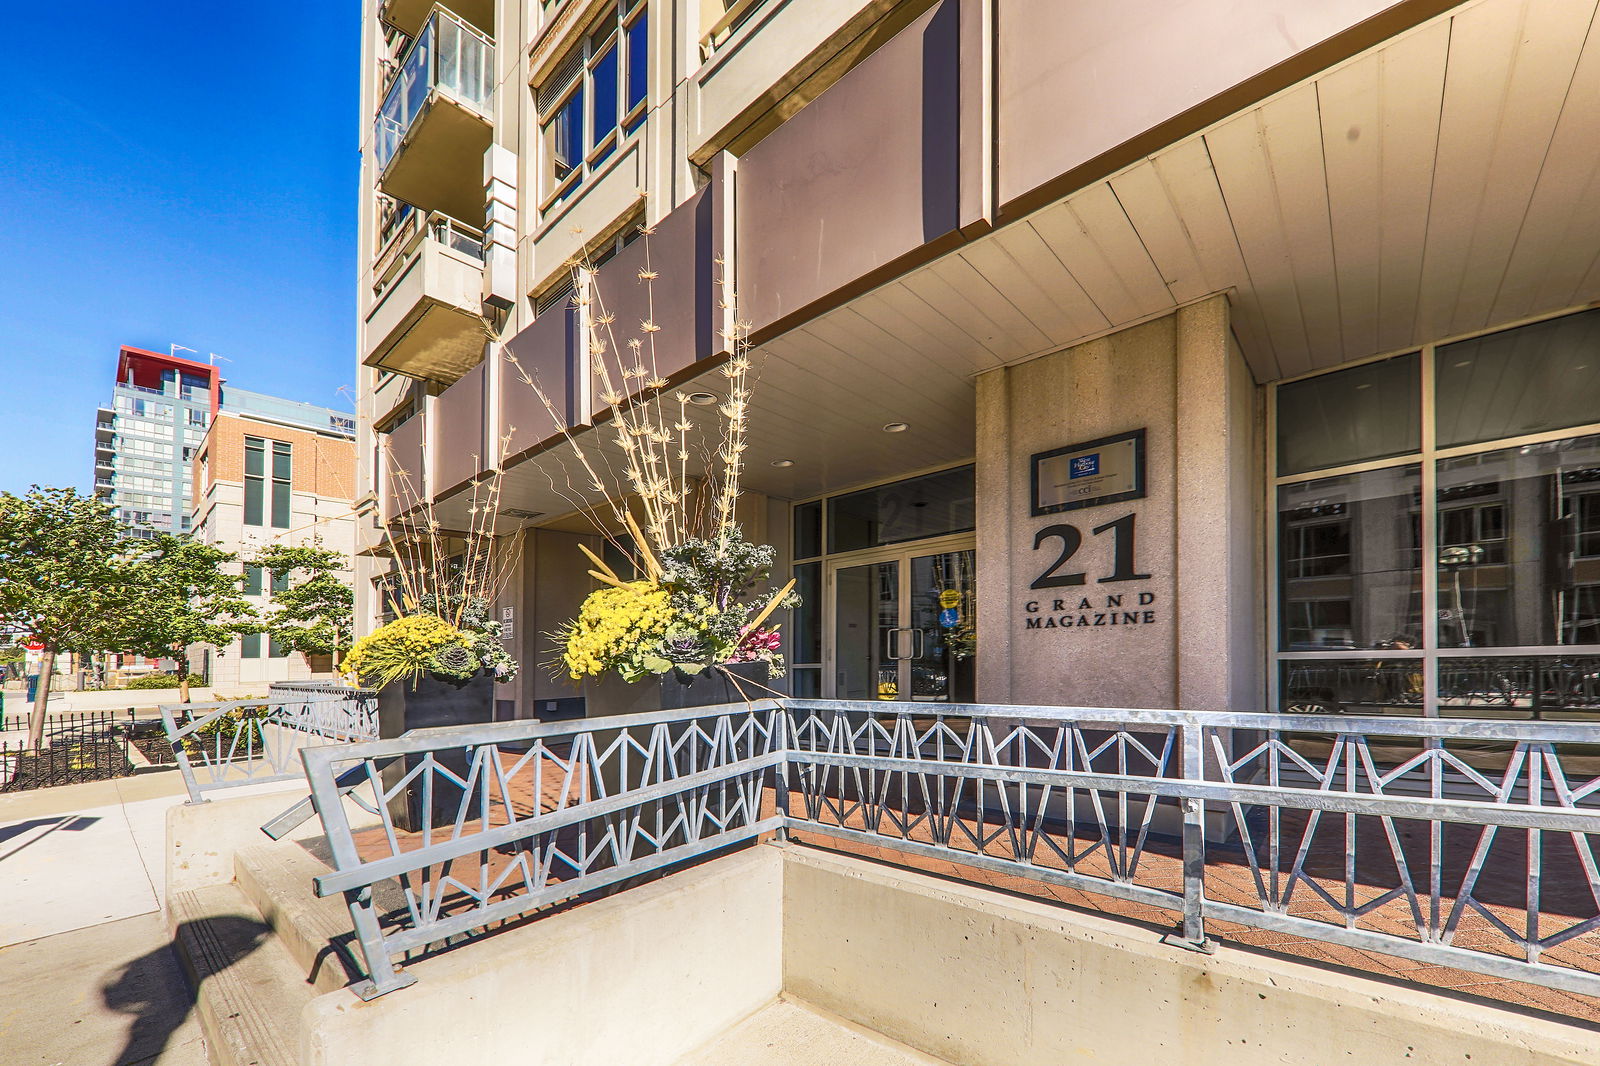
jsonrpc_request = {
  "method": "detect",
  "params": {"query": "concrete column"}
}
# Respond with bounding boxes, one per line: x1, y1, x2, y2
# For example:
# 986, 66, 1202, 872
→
975, 296, 1262, 712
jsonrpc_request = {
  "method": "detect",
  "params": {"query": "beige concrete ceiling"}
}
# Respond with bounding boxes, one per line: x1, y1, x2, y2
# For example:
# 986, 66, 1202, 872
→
476, 0, 1600, 520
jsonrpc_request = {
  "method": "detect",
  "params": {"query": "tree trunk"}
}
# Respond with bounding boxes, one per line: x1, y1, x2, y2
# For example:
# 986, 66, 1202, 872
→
28, 649, 55, 750
179, 675, 191, 702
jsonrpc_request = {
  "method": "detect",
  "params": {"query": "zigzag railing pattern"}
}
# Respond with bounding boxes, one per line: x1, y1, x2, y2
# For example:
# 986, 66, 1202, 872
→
297, 699, 1600, 1001
161, 686, 377, 803
299, 702, 785, 999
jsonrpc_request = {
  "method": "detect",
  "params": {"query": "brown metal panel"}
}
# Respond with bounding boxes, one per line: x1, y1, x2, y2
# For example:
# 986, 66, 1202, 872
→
432, 359, 485, 494
737, 0, 965, 333
500, 304, 577, 464
384, 414, 426, 518
587, 187, 713, 420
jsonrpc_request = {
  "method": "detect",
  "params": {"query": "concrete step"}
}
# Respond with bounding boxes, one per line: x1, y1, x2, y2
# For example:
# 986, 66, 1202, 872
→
676, 999, 954, 1066
169, 883, 317, 1066
235, 842, 367, 995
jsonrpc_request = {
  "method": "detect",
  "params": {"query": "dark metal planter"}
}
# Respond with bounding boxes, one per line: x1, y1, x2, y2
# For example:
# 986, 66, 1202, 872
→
378, 671, 495, 832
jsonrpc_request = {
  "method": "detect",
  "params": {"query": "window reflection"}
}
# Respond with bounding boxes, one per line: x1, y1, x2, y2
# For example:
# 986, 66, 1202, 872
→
1278, 465, 1422, 650
1436, 435, 1600, 648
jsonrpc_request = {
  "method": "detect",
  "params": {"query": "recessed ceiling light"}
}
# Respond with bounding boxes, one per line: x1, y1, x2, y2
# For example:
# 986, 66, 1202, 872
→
1355, 383, 1373, 390
1454, 360, 1472, 368
686, 392, 718, 406
770, 459, 795, 468
882, 422, 909, 433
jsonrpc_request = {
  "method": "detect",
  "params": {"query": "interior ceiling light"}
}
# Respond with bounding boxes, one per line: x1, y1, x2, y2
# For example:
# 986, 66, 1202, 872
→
770, 459, 795, 468
883, 422, 910, 433
687, 391, 718, 406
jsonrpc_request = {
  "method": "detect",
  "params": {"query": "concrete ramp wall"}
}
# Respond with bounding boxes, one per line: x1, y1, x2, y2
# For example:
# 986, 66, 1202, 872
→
781, 847, 1595, 1065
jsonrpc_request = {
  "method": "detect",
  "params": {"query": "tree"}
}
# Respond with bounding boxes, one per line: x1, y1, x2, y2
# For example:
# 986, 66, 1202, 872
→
0, 488, 151, 748
249, 541, 355, 668
121, 535, 260, 702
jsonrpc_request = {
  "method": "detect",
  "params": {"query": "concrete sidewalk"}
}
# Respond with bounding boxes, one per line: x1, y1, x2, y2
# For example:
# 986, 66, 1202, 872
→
0, 771, 307, 1065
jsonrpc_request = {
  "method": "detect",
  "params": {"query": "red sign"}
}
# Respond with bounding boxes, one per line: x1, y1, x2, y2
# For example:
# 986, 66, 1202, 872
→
22, 640, 44, 651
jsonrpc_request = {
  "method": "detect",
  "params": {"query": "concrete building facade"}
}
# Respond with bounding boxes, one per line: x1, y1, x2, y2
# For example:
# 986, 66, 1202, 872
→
353, 0, 1600, 722
187, 403, 358, 687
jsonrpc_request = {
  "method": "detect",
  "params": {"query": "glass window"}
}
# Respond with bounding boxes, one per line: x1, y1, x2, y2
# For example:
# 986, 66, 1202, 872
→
538, 0, 647, 204
793, 501, 821, 559
271, 569, 291, 594
625, 11, 647, 120
1276, 353, 1419, 476
244, 437, 265, 526
828, 466, 975, 554
271, 441, 292, 529
549, 86, 584, 182
1436, 434, 1600, 648
1277, 465, 1421, 651
240, 633, 261, 659
243, 565, 263, 597
590, 42, 619, 149
791, 562, 820, 664
1436, 309, 1600, 448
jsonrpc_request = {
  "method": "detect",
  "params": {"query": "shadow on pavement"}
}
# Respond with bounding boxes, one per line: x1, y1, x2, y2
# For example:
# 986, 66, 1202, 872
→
101, 916, 269, 1066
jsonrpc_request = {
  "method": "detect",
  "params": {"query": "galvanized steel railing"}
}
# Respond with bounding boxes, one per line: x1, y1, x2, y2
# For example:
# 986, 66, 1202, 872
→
296, 699, 1600, 1002
161, 686, 378, 803
298, 702, 784, 998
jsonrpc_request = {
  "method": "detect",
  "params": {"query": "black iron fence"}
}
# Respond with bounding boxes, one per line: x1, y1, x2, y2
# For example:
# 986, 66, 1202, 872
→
0, 711, 135, 792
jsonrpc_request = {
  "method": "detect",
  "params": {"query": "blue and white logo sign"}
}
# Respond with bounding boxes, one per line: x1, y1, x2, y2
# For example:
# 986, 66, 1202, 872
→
1069, 453, 1100, 479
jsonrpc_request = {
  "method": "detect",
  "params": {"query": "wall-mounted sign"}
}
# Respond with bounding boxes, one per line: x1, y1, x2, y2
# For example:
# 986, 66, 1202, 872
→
1030, 429, 1146, 516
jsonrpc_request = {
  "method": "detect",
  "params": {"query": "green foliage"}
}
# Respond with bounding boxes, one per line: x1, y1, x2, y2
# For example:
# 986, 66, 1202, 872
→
184, 704, 271, 759
560, 530, 797, 683
340, 614, 463, 689
121, 534, 260, 659
0, 487, 154, 657
123, 672, 207, 690
248, 540, 354, 660
426, 643, 481, 681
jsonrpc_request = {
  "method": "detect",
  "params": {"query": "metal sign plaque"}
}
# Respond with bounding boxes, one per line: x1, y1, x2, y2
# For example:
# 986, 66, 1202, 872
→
1030, 428, 1146, 515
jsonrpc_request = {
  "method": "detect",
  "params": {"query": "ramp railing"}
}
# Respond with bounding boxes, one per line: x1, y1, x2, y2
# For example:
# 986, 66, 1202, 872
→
161, 684, 377, 803
782, 701, 1600, 1000
297, 699, 1600, 1002
298, 701, 784, 998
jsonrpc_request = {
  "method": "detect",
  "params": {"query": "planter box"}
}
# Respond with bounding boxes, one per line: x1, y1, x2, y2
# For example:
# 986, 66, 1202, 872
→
378, 671, 495, 832
659, 662, 773, 710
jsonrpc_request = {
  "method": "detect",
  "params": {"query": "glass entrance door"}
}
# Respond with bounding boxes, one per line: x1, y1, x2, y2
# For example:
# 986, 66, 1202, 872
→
827, 540, 976, 702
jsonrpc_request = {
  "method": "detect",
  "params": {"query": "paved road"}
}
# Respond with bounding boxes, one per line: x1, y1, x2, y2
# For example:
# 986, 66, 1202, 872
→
0, 771, 302, 1065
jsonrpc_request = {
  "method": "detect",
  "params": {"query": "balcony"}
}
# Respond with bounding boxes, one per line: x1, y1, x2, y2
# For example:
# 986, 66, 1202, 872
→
93, 477, 113, 497
95, 419, 114, 441
374, 7, 494, 225
364, 209, 487, 384
381, 0, 490, 39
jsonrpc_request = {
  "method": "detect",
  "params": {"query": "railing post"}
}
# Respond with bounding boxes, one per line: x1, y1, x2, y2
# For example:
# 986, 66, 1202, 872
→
1163, 720, 1214, 954
161, 703, 208, 805
773, 703, 790, 842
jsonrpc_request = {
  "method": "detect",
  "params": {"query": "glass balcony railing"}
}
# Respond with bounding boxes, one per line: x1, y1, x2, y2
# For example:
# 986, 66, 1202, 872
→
375, 7, 494, 172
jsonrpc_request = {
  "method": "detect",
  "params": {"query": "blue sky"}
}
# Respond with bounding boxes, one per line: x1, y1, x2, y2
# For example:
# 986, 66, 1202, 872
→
0, 3, 360, 494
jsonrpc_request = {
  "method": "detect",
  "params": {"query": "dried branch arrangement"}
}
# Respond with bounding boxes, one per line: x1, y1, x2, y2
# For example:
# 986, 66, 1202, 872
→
506, 237, 797, 686
338, 433, 522, 689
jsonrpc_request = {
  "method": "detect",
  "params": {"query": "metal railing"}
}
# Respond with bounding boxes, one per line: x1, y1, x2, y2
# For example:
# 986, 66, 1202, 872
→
297, 702, 784, 998
374, 5, 493, 171
162, 686, 377, 804
372, 208, 486, 298
295, 699, 1600, 1002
